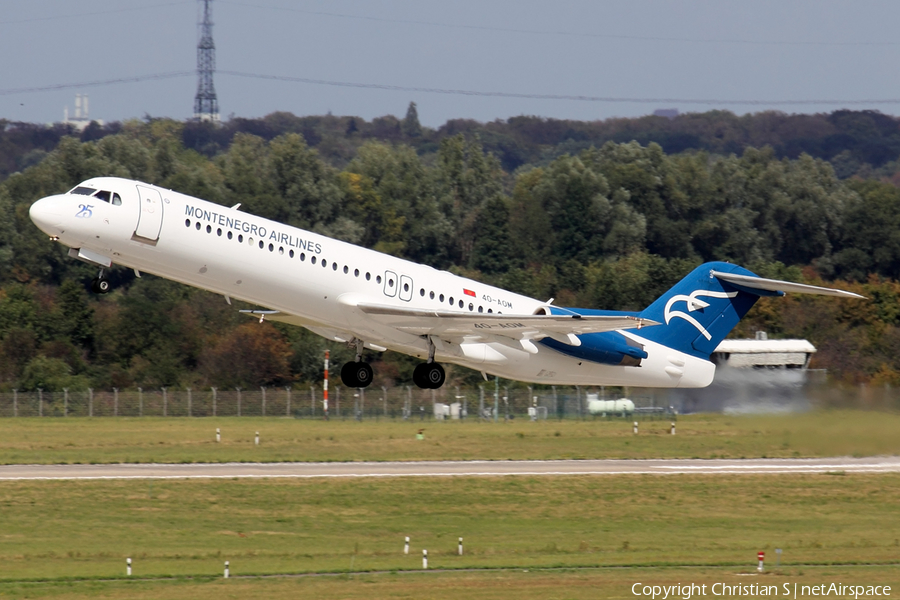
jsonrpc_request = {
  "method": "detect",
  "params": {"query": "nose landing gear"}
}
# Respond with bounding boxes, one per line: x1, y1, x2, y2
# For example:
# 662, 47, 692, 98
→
90, 270, 110, 294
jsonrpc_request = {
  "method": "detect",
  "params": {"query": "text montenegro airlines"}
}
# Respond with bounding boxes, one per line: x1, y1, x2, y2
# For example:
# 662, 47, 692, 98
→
185, 205, 322, 254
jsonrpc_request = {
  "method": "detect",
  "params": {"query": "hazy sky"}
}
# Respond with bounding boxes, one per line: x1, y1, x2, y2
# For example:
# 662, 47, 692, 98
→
1, 0, 899, 127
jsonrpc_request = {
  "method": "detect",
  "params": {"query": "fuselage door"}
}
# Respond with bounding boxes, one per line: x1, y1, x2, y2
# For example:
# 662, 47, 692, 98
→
399, 275, 413, 302
383, 270, 398, 298
134, 185, 164, 243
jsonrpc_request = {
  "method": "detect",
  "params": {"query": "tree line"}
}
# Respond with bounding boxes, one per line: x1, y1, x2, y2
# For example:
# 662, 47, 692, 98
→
1, 111, 900, 392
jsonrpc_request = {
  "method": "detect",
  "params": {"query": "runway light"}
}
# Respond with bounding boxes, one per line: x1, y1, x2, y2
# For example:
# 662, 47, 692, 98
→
126, 557, 131, 576
255, 432, 259, 446
224, 560, 230, 578
423, 549, 428, 569
633, 421, 639, 435
216, 428, 220, 443
404, 536, 409, 555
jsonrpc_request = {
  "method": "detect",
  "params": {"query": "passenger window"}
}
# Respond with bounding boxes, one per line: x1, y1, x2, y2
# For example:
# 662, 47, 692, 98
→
94, 190, 111, 203
112, 193, 122, 206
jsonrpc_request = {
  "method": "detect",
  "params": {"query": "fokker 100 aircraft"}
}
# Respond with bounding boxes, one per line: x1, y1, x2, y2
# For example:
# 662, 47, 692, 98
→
29, 177, 862, 390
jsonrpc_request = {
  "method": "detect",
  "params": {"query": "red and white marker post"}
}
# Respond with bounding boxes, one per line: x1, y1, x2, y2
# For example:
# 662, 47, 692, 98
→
323, 350, 329, 419
757, 551, 765, 572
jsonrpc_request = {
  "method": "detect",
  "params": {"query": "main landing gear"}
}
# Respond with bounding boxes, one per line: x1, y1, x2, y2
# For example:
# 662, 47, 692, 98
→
340, 339, 374, 388
90, 269, 110, 294
412, 336, 446, 389
413, 362, 445, 389
339, 337, 447, 390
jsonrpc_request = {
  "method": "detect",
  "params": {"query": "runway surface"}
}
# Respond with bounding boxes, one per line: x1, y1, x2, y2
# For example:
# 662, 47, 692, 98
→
0, 457, 898, 480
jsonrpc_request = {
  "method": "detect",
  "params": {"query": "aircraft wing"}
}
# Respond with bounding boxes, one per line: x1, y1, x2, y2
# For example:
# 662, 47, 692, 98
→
356, 303, 658, 348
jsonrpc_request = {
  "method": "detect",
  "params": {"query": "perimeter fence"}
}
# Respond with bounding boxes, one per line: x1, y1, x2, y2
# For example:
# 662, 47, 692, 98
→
0, 385, 674, 421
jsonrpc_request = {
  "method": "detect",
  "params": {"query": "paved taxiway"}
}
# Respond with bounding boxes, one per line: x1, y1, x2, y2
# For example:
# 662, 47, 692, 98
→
0, 457, 898, 480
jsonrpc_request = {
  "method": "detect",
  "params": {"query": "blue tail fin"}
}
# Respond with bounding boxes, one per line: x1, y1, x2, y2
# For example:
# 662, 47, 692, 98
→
636, 262, 776, 359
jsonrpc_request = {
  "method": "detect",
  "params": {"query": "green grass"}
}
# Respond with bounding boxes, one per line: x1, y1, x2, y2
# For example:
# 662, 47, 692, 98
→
1, 566, 898, 600
0, 474, 898, 583
0, 411, 898, 465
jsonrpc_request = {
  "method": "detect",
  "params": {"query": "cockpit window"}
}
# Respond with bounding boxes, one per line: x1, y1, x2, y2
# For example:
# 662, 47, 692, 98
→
70, 186, 96, 196
94, 190, 111, 203
112, 193, 122, 206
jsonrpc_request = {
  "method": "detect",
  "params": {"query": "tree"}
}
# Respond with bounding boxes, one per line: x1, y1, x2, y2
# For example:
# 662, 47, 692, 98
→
200, 322, 292, 388
402, 102, 422, 138
470, 195, 514, 274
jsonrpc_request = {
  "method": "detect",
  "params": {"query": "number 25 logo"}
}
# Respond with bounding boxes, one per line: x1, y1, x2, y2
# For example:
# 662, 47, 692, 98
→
75, 204, 93, 218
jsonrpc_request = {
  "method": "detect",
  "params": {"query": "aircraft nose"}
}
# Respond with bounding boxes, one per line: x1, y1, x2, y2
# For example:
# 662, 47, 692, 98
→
29, 196, 65, 235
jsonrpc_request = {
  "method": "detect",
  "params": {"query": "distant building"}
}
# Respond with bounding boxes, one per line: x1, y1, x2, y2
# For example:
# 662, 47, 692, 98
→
711, 332, 816, 369
63, 94, 103, 132
653, 108, 679, 119
668, 332, 818, 414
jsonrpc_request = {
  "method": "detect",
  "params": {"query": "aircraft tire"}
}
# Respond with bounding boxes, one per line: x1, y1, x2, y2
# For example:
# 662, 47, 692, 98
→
350, 362, 374, 388
340, 361, 359, 387
90, 277, 110, 294
425, 363, 445, 389
412, 363, 430, 389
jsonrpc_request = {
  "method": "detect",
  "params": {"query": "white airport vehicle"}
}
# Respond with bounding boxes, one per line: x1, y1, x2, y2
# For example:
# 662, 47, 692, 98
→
28, 177, 863, 390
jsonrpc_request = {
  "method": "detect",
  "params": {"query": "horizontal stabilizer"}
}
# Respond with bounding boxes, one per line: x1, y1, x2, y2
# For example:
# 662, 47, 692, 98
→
711, 271, 865, 299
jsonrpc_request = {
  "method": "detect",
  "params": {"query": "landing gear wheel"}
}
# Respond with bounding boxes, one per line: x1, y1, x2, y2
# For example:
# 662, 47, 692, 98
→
413, 362, 445, 389
90, 277, 110, 294
351, 362, 373, 388
341, 361, 373, 388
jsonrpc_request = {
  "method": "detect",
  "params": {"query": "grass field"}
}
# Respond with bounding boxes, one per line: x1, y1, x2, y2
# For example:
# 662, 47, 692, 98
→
1, 412, 898, 598
2, 566, 898, 600
0, 411, 898, 465
0, 475, 898, 582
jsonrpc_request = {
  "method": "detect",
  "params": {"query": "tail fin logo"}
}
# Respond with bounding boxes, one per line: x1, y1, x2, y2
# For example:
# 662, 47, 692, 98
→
664, 290, 737, 340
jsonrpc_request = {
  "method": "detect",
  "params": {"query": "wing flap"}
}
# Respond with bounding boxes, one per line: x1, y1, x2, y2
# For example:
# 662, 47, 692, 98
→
356, 302, 658, 341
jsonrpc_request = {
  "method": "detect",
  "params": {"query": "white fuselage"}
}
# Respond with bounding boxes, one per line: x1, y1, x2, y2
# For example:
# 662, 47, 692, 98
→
29, 177, 715, 388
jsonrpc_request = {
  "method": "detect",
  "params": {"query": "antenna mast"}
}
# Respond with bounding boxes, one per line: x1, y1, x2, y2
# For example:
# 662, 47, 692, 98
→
193, 0, 219, 122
